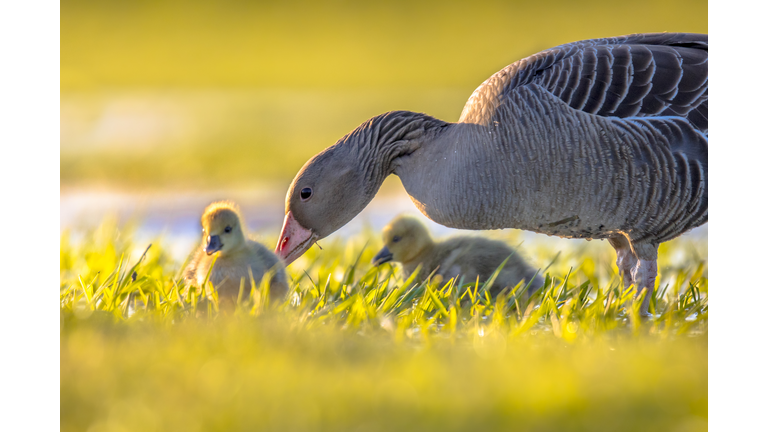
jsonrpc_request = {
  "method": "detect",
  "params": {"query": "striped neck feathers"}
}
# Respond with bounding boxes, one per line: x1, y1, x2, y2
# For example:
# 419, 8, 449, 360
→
343, 111, 448, 193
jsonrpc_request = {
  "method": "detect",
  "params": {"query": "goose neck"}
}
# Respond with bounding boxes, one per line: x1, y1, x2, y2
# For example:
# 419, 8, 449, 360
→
352, 111, 449, 193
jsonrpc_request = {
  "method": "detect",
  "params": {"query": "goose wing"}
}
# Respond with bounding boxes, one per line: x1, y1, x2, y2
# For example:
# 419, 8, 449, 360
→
459, 33, 708, 133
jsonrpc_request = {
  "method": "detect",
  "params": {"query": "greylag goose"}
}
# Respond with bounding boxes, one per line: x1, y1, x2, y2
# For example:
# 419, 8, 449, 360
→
186, 201, 289, 306
372, 215, 544, 297
276, 33, 708, 315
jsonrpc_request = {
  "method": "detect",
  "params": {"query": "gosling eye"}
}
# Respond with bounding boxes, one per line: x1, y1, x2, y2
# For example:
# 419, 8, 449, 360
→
300, 187, 313, 201
224, 226, 232, 233
392, 236, 401, 243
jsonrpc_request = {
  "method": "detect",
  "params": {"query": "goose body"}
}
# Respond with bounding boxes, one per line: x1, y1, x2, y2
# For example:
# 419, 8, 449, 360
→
186, 201, 289, 306
372, 215, 544, 296
276, 33, 708, 315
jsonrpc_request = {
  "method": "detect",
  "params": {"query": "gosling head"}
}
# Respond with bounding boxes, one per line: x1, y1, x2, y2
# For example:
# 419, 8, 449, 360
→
372, 215, 433, 266
200, 201, 247, 257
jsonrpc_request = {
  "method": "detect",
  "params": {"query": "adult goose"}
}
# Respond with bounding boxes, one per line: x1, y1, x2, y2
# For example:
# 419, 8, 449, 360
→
276, 33, 708, 315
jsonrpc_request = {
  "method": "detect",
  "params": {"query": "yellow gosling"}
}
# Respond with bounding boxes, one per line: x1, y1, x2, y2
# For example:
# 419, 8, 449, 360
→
372, 215, 543, 297
184, 201, 289, 307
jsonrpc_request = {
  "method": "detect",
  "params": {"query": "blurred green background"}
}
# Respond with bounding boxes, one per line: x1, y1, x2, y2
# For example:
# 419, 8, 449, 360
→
61, 0, 708, 191
60, 3, 708, 431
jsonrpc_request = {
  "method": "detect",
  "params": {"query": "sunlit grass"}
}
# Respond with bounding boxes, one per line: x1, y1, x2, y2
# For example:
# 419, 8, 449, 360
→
60, 220, 707, 431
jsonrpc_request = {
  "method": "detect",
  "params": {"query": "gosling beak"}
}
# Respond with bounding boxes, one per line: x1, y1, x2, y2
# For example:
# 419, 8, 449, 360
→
205, 235, 223, 255
275, 211, 318, 265
372, 246, 393, 266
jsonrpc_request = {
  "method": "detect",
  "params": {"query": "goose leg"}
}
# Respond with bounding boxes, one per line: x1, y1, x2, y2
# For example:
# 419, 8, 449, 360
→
608, 237, 637, 289
630, 243, 659, 317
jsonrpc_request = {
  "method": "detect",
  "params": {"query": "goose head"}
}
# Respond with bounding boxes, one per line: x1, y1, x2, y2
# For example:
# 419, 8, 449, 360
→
201, 201, 247, 257
372, 215, 433, 267
275, 110, 440, 265
276, 143, 377, 265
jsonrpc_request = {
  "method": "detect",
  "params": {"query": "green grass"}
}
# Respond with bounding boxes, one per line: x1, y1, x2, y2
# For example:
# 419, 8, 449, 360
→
60, 220, 707, 431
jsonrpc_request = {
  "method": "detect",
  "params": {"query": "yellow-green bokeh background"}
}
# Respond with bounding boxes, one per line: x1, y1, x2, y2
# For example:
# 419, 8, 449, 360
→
61, 3, 708, 431
61, 0, 708, 191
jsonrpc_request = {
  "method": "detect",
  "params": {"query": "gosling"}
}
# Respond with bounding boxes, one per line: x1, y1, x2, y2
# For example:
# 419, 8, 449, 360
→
372, 215, 544, 298
184, 201, 290, 306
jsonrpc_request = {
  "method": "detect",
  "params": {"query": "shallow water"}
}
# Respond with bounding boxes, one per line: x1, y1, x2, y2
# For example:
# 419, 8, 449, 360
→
61, 186, 466, 260
61, 186, 708, 264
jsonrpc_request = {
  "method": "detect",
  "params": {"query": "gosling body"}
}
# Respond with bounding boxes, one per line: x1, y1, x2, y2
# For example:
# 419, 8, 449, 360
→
185, 201, 289, 304
373, 216, 543, 296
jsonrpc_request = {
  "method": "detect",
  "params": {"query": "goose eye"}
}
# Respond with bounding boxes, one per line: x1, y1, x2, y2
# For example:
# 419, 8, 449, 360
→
224, 226, 232, 233
300, 187, 313, 201
392, 236, 401, 243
